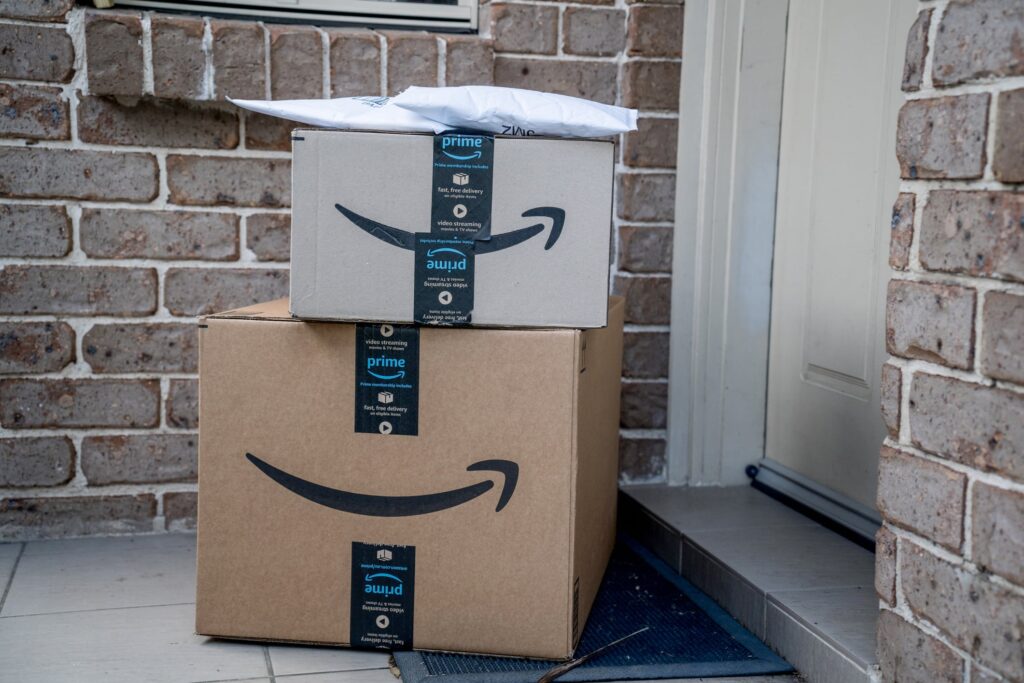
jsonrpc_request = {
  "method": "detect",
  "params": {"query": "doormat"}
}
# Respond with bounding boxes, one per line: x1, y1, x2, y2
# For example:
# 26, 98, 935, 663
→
393, 537, 793, 682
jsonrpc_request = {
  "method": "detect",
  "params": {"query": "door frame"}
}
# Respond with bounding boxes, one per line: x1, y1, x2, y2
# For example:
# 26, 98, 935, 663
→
667, 0, 789, 486
667, 0, 886, 538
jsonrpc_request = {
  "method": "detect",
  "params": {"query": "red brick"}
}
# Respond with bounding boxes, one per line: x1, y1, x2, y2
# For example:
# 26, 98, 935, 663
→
0, 0, 74, 21
77, 96, 239, 149
80, 209, 238, 261
564, 7, 625, 57
919, 191, 1024, 283
623, 331, 669, 379
910, 374, 1024, 482
877, 446, 966, 551
491, 4, 558, 55
896, 94, 989, 180
881, 362, 901, 439
618, 173, 675, 222
627, 5, 683, 57
244, 112, 294, 151
885, 280, 975, 370
623, 61, 680, 111
0, 204, 71, 257
992, 88, 1024, 183
0, 148, 158, 202
164, 491, 197, 531
167, 156, 290, 208
877, 610, 963, 683
980, 291, 1024, 384
902, 9, 931, 92
443, 36, 493, 87
0, 494, 156, 541
889, 193, 914, 270
619, 436, 665, 481
85, 11, 143, 96
82, 323, 198, 374
972, 482, 1024, 586
620, 380, 667, 428
82, 434, 197, 485
875, 526, 897, 606
151, 14, 206, 100
212, 20, 266, 100
0, 83, 68, 141
0, 378, 160, 429
623, 117, 678, 168
901, 542, 1023, 680
0, 265, 157, 316
384, 32, 438, 95
495, 58, 617, 105
613, 275, 671, 324
164, 267, 289, 316
270, 26, 323, 100
247, 213, 290, 262
932, 0, 1024, 87
167, 379, 198, 429
0, 23, 74, 82
0, 437, 74, 488
0, 321, 74, 374
328, 30, 381, 96
619, 226, 672, 273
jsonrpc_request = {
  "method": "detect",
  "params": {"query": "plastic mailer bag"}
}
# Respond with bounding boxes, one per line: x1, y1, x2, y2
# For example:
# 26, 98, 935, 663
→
228, 95, 448, 133
230, 86, 638, 138
391, 85, 638, 138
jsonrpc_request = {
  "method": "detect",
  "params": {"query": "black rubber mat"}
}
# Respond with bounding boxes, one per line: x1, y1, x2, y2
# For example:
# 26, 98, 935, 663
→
394, 536, 793, 682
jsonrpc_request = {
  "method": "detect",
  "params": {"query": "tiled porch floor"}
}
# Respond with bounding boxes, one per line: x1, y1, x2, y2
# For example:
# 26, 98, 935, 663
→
0, 533, 798, 683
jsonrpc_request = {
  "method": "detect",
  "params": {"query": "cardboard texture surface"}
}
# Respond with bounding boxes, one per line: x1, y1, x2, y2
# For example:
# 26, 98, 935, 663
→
195, 298, 624, 659
290, 130, 614, 328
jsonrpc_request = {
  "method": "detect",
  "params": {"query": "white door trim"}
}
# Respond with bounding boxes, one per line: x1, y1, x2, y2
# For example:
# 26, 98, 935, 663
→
667, 0, 789, 485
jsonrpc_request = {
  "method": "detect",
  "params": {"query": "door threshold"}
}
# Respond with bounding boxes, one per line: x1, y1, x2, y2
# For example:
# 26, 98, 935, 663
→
619, 484, 879, 683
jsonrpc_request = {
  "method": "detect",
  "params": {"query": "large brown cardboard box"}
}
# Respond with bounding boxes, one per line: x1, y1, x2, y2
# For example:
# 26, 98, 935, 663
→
195, 297, 624, 659
290, 130, 614, 328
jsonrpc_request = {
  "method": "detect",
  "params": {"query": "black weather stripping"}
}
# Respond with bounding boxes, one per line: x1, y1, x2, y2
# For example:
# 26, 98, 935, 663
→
245, 453, 519, 517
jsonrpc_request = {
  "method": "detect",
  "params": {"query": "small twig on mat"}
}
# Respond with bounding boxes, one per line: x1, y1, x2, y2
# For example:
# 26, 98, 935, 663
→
536, 626, 651, 683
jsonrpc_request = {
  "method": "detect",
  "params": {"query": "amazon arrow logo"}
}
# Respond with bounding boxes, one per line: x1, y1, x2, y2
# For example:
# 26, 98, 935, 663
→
336, 204, 565, 254
245, 453, 519, 517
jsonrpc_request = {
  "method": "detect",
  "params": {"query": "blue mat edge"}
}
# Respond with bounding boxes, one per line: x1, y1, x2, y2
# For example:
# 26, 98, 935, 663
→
393, 535, 793, 682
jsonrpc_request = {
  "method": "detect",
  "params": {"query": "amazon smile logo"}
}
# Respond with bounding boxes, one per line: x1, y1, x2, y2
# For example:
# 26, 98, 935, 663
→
364, 572, 404, 596
366, 354, 406, 380
336, 204, 565, 254
442, 150, 482, 161
245, 453, 519, 517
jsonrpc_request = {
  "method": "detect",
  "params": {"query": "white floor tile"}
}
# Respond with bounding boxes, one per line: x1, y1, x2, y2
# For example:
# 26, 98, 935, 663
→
269, 643, 391, 676
2, 533, 196, 617
767, 585, 878, 668
0, 603, 267, 683
623, 485, 820, 533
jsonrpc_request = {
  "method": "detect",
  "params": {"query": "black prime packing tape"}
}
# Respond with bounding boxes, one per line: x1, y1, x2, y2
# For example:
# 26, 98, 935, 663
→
414, 131, 495, 325
350, 541, 416, 649
354, 323, 420, 436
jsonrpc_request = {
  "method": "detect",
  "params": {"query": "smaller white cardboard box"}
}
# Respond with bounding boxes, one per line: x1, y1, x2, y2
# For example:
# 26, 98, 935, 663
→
290, 130, 615, 328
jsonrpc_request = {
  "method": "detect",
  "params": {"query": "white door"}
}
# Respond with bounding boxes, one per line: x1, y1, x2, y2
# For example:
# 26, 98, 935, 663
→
765, 0, 918, 509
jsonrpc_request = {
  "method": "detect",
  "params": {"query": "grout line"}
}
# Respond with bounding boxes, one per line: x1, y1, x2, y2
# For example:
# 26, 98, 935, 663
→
316, 27, 330, 98
379, 32, 388, 96
202, 18, 215, 100
263, 645, 276, 682
0, 543, 26, 615
0, 600, 196, 621
141, 12, 155, 96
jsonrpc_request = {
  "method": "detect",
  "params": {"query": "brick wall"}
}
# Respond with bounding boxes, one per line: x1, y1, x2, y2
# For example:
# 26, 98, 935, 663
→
0, 0, 681, 538
877, 1, 1024, 681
